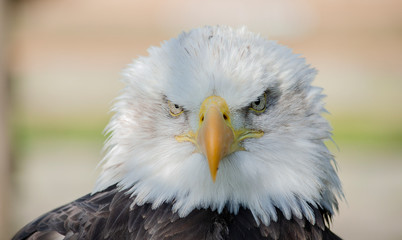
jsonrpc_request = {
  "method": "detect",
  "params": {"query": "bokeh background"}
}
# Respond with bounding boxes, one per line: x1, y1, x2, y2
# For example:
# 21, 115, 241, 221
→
1, 0, 402, 239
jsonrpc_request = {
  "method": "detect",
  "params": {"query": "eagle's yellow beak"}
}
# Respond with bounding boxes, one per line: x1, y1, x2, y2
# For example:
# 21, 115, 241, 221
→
176, 96, 264, 182
196, 96, 234, 181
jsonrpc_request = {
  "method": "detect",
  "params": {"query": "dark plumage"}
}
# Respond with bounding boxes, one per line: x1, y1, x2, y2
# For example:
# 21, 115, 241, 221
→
13, 185, 340, 240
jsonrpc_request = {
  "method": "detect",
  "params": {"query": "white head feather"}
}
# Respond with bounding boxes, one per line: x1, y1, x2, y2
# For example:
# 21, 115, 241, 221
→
93, 26, 343, 226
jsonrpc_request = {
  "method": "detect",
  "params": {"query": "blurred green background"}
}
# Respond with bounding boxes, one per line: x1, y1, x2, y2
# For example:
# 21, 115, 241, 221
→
1, 0, 402, 239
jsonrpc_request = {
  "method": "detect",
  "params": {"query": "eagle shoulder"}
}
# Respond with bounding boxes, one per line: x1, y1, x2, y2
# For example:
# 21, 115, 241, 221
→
13, 185, 341, 240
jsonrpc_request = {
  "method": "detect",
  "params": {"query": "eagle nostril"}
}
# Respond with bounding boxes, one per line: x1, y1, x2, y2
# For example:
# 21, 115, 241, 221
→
223, 113, 228, 120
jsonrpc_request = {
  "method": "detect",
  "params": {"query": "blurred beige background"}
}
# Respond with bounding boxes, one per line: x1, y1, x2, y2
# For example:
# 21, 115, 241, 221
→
1, 0, 402, 239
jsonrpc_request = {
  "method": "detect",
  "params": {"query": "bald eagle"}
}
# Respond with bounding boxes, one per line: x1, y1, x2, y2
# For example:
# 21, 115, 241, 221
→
13, 26, 343, 240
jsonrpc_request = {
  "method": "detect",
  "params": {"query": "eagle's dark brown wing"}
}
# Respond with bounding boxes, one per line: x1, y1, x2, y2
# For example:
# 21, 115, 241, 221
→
13, 185, 341, 240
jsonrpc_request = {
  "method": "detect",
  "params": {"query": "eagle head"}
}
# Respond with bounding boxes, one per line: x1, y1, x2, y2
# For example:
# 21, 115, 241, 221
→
93, 26, 343, 226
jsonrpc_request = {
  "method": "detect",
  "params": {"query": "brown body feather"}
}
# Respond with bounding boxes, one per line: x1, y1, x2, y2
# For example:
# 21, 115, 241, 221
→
13, 185, 341, 240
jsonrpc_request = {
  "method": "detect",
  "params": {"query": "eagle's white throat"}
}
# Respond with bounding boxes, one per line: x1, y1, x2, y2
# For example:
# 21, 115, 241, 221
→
93, 26, 343, 226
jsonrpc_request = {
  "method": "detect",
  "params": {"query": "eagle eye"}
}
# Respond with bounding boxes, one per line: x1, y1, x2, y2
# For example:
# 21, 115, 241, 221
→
249, 93, 267, 113
168, 101, 184, 116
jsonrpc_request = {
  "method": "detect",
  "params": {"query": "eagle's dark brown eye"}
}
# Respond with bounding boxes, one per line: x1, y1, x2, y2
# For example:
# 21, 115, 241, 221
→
250, 93, 267, 113
168, 101, 184, 116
